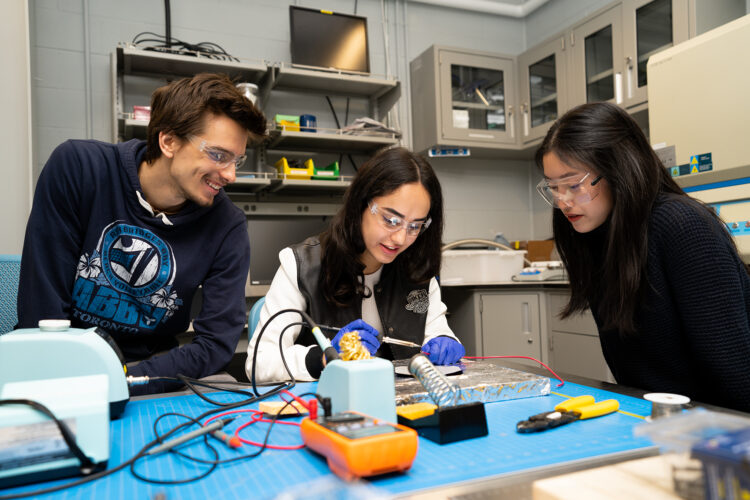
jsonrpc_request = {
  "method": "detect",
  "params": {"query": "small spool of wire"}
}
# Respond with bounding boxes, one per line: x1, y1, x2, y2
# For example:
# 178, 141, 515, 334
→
408, 354, 460, 408
644, 392, 690, 421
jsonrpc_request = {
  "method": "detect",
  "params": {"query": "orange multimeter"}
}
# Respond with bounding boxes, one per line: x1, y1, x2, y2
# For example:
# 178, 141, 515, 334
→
300, 411, 418, 481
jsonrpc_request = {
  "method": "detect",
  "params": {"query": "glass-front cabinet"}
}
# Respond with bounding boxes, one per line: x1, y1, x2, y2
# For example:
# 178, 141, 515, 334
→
408, 2, 740, 155
569, 4, 624, 108
410, 45, 517, 154
439, 50, 517, 145
621, 0, 689, 109
518, 36, 567, 144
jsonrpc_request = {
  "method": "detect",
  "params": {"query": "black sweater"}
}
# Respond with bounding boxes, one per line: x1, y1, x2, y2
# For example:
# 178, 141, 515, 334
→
591, 195, 750, 413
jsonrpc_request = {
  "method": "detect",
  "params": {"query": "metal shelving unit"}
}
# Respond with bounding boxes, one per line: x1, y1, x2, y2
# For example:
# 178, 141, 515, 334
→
111, 45, 401, 216
229, 173, 352, 195
265, 128, 398, 153
116, 45, 267, 80
273, 63, 398, 101
112, 45, 401, 153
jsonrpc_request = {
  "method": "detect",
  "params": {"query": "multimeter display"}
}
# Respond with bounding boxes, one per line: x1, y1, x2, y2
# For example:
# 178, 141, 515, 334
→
321, 418, 403, 440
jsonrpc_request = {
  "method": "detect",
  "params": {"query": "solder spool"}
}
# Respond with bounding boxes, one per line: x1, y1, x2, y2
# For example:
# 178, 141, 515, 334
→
644, 392, 691, 421
338, 331, 371, 361
408, 354, 460, 407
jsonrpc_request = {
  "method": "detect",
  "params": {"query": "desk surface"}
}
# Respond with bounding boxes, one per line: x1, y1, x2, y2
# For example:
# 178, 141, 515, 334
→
2, 375, 657, 500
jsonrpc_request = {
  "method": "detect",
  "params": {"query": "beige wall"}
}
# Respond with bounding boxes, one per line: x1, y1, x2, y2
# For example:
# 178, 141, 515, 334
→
1, 1, 32, 254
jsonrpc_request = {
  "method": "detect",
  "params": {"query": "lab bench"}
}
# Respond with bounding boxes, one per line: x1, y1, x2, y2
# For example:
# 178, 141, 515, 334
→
442, 282, 616, 383
1, 362, 660, 500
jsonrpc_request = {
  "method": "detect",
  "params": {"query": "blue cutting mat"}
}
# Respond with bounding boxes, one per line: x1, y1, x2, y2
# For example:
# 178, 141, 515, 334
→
2, 382, 655, 500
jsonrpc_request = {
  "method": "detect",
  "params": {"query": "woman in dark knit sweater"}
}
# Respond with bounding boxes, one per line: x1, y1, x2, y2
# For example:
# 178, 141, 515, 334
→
536, 102, 750, 413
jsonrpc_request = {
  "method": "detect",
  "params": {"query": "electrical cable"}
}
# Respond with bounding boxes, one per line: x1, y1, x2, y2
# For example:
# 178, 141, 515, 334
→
249, 307, 325, 397
337, 0, 358, 172
0, 308, 316, 496
130, 32, 238, 62
130, 413, 219, 485
463, 355, 565, 387
0, 432, 159, 500
325, 96, 358, 173
0, 400, 96, 474
164, 0, 171, 50
112, 308, 318, 484
133, 392, 324, 483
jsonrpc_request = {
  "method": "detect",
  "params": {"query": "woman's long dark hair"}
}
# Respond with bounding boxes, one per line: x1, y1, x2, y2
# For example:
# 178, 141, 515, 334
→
320, 147, 444, 306
536, 102, 721, 335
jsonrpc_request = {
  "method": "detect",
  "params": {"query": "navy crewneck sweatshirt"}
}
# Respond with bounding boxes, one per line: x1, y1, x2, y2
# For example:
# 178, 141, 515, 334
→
18, 139, 250, 394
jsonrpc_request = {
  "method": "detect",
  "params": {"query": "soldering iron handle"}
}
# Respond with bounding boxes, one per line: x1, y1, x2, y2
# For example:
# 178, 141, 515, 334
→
323, 346, 339, 363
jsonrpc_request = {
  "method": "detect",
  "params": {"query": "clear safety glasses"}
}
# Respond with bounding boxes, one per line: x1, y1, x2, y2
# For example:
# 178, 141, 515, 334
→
189, 136, 247, 170
369, 202, 432, 237
536, 172, 603, 208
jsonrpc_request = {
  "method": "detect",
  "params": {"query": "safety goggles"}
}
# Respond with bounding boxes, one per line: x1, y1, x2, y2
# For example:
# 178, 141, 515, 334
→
189, 136, 247, 170
536, 172, 603, 208
369, 202, 432, 237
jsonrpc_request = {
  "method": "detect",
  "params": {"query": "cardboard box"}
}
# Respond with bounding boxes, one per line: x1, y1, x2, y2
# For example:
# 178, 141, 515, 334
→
511, 240, 555, 262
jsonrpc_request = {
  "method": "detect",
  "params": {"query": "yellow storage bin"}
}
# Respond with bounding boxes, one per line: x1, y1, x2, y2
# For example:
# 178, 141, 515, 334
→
274, 114, 300, 132
275, 157, 313, 180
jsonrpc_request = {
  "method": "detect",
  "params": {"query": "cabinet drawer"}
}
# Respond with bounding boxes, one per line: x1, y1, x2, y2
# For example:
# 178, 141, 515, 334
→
547, 292, 598, 336
549, 330, 614, 383
481, 293, 541, 365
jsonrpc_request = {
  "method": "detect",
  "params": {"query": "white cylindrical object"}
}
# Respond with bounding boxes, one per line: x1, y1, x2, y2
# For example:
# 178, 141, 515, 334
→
644, 392, 690, 420
236, 83, 258, 105
38, 319, 71, 331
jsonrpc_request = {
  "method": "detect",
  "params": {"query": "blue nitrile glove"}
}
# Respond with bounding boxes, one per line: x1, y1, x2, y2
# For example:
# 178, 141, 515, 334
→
332, 319, 380, 355
422, 337, 465, 365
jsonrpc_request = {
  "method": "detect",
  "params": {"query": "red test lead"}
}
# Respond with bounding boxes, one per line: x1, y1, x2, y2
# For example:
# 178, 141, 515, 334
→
210, 429, 242, 449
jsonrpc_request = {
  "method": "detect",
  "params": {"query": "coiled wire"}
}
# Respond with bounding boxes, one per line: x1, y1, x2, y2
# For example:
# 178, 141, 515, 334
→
408, 354, 460, 407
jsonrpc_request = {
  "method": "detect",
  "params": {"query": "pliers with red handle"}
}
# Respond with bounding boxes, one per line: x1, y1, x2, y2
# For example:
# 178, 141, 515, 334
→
516, 395, 620, 433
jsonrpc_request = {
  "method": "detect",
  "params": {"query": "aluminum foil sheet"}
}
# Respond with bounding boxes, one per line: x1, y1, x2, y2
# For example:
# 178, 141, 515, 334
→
393, 359, 550, 406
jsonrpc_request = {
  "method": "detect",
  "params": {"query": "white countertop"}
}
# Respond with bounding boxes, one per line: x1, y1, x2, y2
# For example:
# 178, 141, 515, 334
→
441, 279, 569, 287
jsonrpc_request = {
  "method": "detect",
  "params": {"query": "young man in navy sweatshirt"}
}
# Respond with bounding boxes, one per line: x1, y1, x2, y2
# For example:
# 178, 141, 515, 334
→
17, 73, 266, 395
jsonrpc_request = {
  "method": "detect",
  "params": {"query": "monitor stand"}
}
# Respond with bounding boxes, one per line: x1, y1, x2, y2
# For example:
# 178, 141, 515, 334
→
290, 63, 370, 77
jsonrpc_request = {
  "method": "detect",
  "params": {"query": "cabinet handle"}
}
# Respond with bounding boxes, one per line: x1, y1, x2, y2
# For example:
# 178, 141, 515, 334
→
508, 105, 515, 138
614, 72, 623, 105
522, 102, 530, 137
522, 301, 530, 334
625, 56, 633, 100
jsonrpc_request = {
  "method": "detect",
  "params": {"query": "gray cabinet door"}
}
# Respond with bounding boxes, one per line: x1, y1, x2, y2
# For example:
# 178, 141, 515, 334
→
480, 293, 541, 366
622, 0, 689, 109
547, 291, 615, 383
518, 35, 567, 144
549, 331, 615, 383
569, 4, 625, 108
438, 50, 517, 145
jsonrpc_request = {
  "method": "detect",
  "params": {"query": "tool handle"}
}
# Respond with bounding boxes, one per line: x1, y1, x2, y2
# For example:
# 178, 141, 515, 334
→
575, 399, 620, 419
555, 396, 619, 419
382, 336, 421, 348
148, 420, 222, 456
554, 395, 595, 412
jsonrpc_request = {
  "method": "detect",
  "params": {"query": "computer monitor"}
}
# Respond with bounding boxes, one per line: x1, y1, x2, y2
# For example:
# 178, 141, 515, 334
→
289, 6, 370, 74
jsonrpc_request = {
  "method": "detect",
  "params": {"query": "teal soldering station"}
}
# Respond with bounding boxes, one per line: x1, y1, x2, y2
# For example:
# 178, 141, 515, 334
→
0, 320, 129, 487
5, 1, 750, 499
